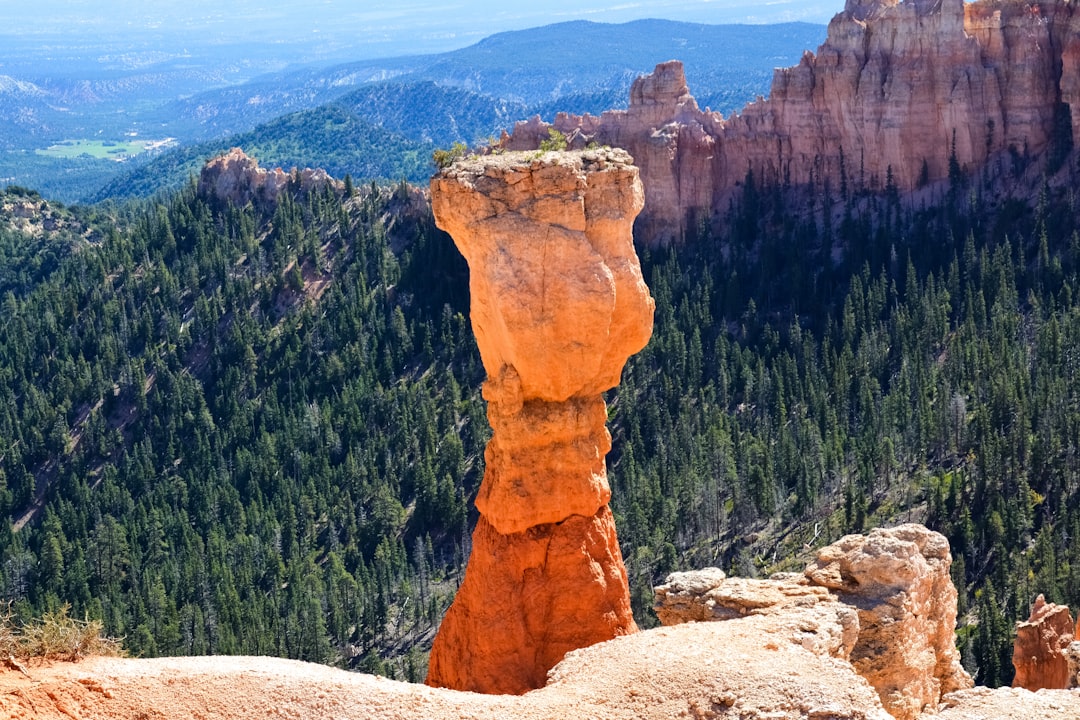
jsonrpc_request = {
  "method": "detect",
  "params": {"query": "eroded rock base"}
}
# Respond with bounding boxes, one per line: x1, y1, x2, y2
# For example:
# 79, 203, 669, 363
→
655, 524, 974, 720
427, 508, 637, 693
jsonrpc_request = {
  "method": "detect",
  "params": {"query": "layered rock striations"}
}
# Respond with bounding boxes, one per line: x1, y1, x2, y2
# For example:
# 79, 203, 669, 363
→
1012, 595, 1080, 691
425, 148, 654, 694
507, 0, 1080, 245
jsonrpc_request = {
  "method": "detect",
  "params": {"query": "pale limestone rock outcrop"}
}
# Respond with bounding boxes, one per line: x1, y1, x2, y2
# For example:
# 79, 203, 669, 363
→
654, 568, 860, 660
507, 0, 1080, 246
937, 686, 1080, 719
1012, 595, 1077, 691
804, 524, 974, 720
8, 644, 1080, 720
425, 148, 653, 694
198, 148, 341, 207
652, 526, 975, 719
0, 618, 898, 720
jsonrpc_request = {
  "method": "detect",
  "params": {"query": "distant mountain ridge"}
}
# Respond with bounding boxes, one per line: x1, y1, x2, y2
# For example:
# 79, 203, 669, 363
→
166, 19, 826, 140
0, 18, 825, 203
89, 19, 825, 202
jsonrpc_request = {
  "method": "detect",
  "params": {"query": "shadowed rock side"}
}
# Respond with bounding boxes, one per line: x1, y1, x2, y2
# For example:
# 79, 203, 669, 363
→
1012, 594, 1080, 690
425, 148, 654, 694
506, 0, 1080, 245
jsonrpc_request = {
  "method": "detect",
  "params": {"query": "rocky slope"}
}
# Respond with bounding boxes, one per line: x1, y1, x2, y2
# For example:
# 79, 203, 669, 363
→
507, 0, 1080, 245
656, 525, 973, 720
424, 149, 654, 693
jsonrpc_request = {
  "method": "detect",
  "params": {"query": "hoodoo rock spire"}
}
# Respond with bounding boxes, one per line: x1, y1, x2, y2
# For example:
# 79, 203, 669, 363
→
424, 148, 653, 694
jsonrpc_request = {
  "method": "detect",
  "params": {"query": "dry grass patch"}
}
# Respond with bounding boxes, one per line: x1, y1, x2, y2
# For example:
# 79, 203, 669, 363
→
0, 604, 123, 662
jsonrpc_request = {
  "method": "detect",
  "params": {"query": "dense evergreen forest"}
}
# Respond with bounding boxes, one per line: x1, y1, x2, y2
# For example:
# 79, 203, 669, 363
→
1, 147, 1079, 687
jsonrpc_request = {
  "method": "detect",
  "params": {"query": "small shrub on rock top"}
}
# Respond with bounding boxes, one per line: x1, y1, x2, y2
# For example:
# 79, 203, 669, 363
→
539, 128, 568, 152
433, 142, 468, 169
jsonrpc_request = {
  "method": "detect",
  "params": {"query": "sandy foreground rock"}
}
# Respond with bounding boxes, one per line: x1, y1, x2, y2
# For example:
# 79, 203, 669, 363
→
937, 686, 1080, 719
4, 619, 1079, 720
0, 617, 889, 720
804, 525, 973, 719
656, 526, 972, 720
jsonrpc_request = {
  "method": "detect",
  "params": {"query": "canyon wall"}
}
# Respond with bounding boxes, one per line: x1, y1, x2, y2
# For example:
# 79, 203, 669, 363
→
425, 148, 653, 694
507, 0, 1080, 245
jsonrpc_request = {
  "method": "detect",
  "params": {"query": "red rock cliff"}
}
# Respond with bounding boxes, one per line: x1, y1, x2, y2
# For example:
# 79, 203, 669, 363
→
425, 148, 654, 694
508, 0, 1080, 245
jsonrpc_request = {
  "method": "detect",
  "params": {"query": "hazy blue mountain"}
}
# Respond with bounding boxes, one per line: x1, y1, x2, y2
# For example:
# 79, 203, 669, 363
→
11, 1, 836, 60
165, 19, 826, 140
2, 18, 826, 202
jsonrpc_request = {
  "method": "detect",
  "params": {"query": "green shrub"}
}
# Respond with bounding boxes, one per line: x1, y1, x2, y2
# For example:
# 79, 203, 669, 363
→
432, 141, 468, 169
539, 128, 568, 152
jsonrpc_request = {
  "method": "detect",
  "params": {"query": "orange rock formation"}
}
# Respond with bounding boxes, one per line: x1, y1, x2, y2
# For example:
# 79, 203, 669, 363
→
804, 524, 974, 720
507, 0, 1080, 245
1012, 595, 1078, 691
425, 148, 654, 694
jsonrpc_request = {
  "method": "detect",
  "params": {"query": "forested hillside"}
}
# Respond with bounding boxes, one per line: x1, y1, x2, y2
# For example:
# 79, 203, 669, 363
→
0, 180, 482, 678
608, 165, 1080, 687
90, 109, 436, 203
2, 149, 1080, 686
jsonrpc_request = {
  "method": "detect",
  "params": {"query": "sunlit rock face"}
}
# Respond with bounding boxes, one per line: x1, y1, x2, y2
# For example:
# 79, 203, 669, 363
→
652, 525, 977, 720
1012, 594, 1078, 691
425, 148, 653, 694
198, 148, 340, 207
507, 0, 1080, 246
804, 524, 974, 720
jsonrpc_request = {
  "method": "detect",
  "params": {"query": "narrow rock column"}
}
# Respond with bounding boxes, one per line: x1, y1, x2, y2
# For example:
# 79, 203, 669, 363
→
1012, 595, 1076, 690
426, 149, 653, 694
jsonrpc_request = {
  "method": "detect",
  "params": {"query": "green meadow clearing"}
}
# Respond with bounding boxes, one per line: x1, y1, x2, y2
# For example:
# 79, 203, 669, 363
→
37, 138, 174, 161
